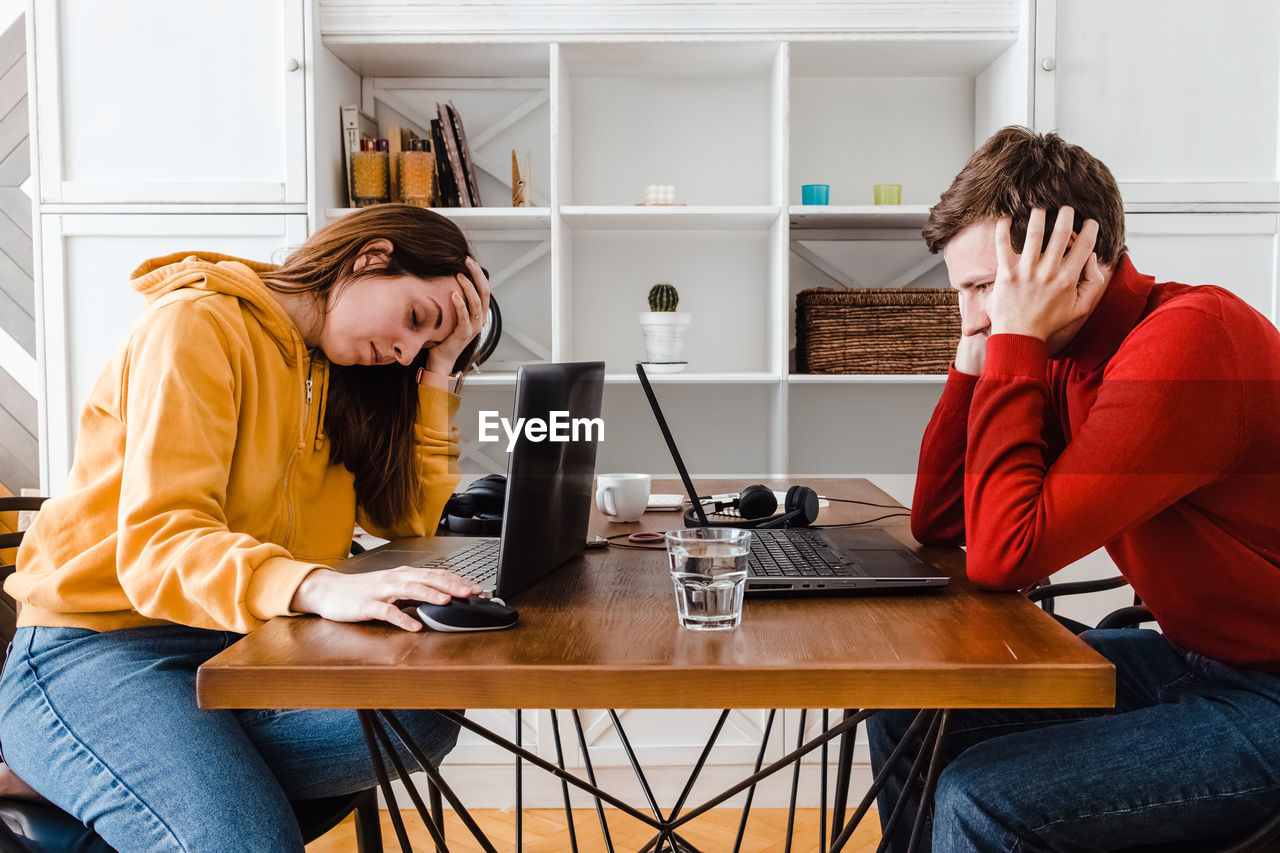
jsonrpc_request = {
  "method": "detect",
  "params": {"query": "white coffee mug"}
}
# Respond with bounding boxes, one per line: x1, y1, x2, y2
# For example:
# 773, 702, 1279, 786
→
595, 473, 651, 523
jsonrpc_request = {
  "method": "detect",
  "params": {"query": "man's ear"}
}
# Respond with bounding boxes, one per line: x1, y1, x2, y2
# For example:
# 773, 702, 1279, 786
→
352, 238, 394, 273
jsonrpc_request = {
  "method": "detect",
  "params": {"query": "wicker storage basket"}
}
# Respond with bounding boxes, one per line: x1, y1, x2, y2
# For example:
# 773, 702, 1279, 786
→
795, 288, 960, 374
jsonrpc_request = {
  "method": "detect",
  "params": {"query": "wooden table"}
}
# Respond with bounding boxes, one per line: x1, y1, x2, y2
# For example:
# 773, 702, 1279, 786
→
198, 478, 1113, 712
197, 478, 1114, 852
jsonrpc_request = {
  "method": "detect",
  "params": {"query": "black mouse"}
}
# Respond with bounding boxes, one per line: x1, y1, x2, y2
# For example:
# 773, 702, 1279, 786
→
416, 595, 519, 632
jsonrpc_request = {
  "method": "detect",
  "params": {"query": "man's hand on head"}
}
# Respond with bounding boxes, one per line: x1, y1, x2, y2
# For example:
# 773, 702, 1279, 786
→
987, 206, 1107, 342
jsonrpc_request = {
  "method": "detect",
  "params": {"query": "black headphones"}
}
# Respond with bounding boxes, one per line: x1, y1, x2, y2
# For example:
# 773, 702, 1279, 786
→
441, 473, 507, 535
683, 484, 820, 530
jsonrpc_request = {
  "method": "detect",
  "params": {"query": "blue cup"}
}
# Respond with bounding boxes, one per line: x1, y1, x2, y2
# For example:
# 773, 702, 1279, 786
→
801, 184, 830, 205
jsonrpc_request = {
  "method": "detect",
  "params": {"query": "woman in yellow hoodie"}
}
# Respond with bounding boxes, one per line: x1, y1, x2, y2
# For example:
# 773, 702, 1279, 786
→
0, 205, 491, 851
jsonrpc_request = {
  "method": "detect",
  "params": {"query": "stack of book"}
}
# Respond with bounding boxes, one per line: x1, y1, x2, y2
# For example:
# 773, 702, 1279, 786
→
341, 101, 482, 208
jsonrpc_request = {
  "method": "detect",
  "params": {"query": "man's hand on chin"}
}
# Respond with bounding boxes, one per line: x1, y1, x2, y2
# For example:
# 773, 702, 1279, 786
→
954, 329, 990, 376
988, 206, 1107, 342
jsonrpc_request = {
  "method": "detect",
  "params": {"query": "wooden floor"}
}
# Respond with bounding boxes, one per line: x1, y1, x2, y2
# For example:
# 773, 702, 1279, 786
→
307, 808, 883, 852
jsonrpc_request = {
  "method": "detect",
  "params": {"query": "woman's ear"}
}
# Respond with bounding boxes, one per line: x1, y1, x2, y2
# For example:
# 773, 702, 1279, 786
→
352, 238, 394, 273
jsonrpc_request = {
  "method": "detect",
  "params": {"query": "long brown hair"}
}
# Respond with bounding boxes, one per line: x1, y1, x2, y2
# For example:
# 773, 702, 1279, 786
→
268, 204, 480, 529
922, 126, 1127, 264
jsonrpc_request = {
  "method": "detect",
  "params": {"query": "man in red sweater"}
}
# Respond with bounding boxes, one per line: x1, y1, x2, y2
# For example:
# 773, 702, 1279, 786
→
868, 127, 1280, 851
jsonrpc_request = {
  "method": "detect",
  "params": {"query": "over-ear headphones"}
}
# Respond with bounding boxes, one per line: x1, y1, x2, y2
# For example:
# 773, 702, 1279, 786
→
441, 473, 507, 535
703, 483, 778, 519
683, 484, 820, 530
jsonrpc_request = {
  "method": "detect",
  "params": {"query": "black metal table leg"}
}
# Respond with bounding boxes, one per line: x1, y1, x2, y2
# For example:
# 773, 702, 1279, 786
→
356, 704, 943, 852
732, 708, 777, 853
906, 710, 950, 853
378, 711, 499, 853
829, 709, 932, 853
785, 709, 807, 853
433, 710, 659, 825
631, 711, 729, 853
830, 708, 858, 844
429, 783, 445, 853
670, 709, 730, 822
671, 830, 707, 853
357, 710, 417, 853
608, 709, 666, 823
821, 708, 829, 853
572, 710, 617, 852
875, 711, 943, 853
549, 709, 580, 853
672, 709, 873, 832
365, 712, 450, 852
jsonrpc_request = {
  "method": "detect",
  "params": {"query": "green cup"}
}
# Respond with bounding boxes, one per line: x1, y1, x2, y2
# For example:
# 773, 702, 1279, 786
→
874, 184, 902, 205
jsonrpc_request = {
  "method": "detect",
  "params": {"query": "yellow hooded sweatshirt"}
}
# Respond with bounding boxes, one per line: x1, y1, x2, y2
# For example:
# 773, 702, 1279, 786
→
7, 252, 460, 634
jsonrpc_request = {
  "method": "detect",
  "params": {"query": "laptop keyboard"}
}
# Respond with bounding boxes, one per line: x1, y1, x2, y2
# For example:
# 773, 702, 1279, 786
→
749, 530, 856, 578
412, 540, 500, 584
407, 531, 856, 583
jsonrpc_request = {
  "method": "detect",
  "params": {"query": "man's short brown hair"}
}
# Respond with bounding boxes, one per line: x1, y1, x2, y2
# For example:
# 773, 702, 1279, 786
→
922, 126, 1127, 264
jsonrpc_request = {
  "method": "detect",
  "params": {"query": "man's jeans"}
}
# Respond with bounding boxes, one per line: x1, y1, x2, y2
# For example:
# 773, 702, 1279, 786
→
867, 629, 1280, 852
0, 625, 462, 853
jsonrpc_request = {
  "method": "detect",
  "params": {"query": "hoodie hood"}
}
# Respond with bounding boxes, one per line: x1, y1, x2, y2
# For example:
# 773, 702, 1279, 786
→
131, 251, 303, 361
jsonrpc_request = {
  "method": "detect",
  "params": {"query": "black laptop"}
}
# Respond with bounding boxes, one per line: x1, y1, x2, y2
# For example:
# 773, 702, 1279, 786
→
636, 363, 948, 594
343, 361, 606, 600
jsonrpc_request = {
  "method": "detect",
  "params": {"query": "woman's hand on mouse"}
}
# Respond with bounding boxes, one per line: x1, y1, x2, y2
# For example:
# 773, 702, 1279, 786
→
290, 566, 484, 632
426, 258, 491, 377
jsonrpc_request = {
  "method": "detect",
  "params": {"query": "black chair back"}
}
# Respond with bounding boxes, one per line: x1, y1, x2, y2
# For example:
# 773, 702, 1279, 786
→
0, 497, 48, 661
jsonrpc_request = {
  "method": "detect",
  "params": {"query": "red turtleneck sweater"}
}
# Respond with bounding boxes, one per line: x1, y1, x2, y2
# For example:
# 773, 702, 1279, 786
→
912, 255, 1280, 673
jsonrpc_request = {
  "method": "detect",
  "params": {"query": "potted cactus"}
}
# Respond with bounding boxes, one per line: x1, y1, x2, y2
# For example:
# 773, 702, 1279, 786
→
638, 282, 691, 372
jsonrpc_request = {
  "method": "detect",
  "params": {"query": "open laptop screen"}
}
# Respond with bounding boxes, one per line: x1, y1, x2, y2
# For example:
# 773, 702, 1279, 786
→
635, 362, 711, 525
495, 361, 605, 598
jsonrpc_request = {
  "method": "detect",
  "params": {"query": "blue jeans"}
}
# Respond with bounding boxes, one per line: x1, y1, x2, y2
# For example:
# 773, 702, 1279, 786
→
867, 629, 1280, 852
0, 625, 462, 853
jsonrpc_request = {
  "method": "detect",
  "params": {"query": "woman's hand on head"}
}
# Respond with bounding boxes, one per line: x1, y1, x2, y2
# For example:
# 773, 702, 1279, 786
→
290, 566, 485, 632
426, 257, 491, 376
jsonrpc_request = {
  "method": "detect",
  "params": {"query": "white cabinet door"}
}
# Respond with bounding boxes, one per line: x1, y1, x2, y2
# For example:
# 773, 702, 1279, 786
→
39, 214, 308, 493
1125, 213, 1278, 324
1036, 0, 1279, 197
32, 0, 306, 204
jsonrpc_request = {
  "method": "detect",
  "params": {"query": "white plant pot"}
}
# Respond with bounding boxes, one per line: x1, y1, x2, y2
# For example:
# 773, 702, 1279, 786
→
638, 311, 691, 366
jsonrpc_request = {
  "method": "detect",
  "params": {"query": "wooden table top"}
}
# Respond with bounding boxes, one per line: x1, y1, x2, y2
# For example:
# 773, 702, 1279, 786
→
197, 478, 1114, 711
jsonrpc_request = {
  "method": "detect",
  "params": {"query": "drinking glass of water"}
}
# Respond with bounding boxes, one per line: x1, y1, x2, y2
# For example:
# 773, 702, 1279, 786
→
665, 528, 752, 631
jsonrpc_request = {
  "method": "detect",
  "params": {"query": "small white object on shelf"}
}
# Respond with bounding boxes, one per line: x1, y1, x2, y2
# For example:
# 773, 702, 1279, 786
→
642, 184, 678, 205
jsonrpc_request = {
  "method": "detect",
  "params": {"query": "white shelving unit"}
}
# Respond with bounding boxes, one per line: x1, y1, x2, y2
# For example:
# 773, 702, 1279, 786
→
327, 206, 552, 230
312, 30, 1026, 477
559, 206, 781, 230
789, 206, 932, 233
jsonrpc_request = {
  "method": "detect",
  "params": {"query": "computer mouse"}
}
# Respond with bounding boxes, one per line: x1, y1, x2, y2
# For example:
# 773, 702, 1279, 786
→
416, 595, 519, 632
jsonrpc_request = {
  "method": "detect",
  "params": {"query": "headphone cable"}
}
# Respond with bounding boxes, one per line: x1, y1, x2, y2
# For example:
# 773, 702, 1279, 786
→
823, 497, 907, 510
813, 512, 912, 528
